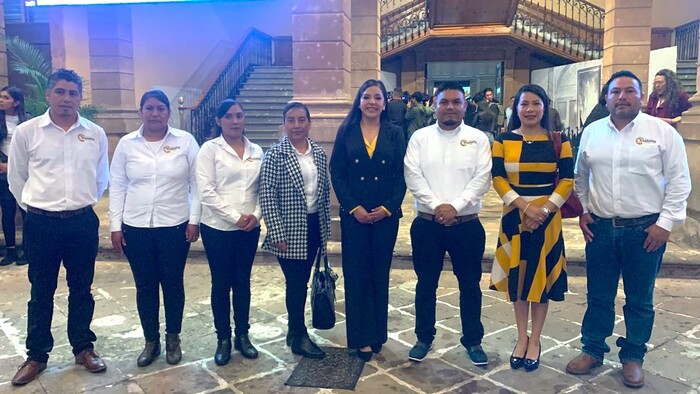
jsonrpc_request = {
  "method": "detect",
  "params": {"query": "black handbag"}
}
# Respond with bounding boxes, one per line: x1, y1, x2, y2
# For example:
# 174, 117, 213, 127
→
311, 248, 338, 330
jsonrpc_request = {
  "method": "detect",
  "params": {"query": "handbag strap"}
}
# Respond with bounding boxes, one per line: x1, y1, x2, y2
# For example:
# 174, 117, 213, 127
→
552, 131, 562, 160
314, 247, 323, 272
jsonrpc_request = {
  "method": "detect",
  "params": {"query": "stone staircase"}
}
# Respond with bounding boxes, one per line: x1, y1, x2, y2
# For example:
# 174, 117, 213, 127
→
677, 59, 698, 97
235, 66, 293, 149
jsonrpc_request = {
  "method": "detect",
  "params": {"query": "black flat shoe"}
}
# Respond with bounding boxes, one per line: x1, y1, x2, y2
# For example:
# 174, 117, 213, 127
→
137, 341, 160, 367
510, 337, 528, 370
371, 343, 383, 354
290, 335, 325, 359
356, 349, 372, 362
234, 334, 259, 359
524, 342, 541, 372
214, 338, 232, 366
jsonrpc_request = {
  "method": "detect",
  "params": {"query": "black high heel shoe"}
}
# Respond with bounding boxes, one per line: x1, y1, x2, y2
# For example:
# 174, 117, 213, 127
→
371, 343, 383, 354
524, 342, 541, 372
510, 337, 528, 370
356, 349, 372, 362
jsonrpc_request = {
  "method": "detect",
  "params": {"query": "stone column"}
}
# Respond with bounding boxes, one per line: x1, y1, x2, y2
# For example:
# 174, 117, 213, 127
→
292, 0, 353, 240
0, 0, 8, 87
351, 0, 381, 92
676, 31, 700, 247
87, 6, 140, 157
602, 0, 652, 94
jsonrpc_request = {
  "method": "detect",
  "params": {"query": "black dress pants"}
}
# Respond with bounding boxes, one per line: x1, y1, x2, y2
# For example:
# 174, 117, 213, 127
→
123, 222, 190, 343
341, 214, 399, 349
277, 213, 321, 337
23, 207, 99, 363
0, 179, 18, 248
410, 216, 486, 348
201, 224, 260, 339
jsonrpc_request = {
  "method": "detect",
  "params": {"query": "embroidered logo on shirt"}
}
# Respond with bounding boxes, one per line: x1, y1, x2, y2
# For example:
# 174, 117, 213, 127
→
163, 146, 181, 153
460, 139, 476, 146
635, 137, 657, 145
77, 134, 95, 142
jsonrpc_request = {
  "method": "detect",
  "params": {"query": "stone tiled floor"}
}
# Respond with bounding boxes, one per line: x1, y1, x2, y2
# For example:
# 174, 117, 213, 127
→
0, 260, 698, 393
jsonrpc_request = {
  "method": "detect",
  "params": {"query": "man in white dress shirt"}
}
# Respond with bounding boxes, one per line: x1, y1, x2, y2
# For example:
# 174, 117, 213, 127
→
8, 69, 110, 385
566, 70, 691, 388
404, 82, 492, 364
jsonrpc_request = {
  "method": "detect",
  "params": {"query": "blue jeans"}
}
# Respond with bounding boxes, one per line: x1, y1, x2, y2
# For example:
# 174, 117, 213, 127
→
580, 216, 665, 364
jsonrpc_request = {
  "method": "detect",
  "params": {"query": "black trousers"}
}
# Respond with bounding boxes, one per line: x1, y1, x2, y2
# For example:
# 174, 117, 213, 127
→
24, 207, 99, 363
123, 222, 190, 342
0, 179, 18, 248
278, 213, 321, 337
341, 214, 399, 349
201, 224, 260, 339
410, 216, 486, 347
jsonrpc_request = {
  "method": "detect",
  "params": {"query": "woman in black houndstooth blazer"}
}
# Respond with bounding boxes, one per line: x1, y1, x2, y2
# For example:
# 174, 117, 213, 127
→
260, 102, 331, 360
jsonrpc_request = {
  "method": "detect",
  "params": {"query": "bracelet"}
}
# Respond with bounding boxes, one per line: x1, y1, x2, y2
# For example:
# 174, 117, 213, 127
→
524, 202, 531, 212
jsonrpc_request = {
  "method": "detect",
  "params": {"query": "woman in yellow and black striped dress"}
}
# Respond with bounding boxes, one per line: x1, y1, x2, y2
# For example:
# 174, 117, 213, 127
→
489, 84, 574, 372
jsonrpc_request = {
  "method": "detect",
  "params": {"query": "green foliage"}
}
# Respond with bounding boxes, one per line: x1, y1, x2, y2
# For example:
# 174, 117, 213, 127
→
5, 36, 99, 120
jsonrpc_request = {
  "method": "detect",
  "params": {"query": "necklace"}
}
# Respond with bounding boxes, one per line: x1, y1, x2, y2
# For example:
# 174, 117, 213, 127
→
522, 133, 539, 144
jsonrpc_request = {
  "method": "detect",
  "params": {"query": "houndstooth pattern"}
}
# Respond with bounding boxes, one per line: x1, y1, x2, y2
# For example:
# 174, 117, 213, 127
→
260, 136, 331, 260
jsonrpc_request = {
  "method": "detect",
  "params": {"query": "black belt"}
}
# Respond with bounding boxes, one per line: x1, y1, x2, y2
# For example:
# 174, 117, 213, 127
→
27, 205, 91, 219
418, 212, 478, 225
592, 213, 659, 228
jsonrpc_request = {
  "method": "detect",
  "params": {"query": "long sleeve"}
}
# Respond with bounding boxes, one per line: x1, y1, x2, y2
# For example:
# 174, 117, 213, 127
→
195, 144, 243, 225
329, 127, 361, 211
108, 140, 128, 232
185, 136, 201, 225
491, 137, 519, 205
96, 129, 110, 199
381, 126, 407, 213
449, 135, 492, 211
260, 149, 286, 244
7, 126, 29, 210
574, 130, 591, 214
656, 129, 691, 231
550, 136, 575, 208
404, 133, 441, 211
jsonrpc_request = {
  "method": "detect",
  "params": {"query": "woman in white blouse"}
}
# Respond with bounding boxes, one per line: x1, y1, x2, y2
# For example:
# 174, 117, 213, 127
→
195, 99, 263, 366
0, 86, 28, 266
109, 90, 200, 367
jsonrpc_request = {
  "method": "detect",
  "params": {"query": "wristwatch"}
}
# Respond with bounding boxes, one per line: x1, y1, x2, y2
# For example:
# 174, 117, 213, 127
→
541, 206, 551, 215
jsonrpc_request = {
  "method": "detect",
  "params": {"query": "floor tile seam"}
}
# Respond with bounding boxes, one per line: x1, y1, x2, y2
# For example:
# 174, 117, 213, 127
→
381, 369, 430, 394
435, 373, 527, 394
227, 366, 289, 389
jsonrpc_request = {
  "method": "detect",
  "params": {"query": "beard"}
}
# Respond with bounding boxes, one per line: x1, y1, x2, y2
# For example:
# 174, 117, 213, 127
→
441, 118, 459, 127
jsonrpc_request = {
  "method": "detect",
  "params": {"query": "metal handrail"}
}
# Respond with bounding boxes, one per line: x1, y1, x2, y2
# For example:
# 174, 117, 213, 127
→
183, 28, 273, 143
380, 0, 429, 53
676, 19, 699, 61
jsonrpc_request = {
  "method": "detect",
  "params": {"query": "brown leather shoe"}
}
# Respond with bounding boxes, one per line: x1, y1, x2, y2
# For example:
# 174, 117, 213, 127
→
622, 361, 645, 388
565, 353, 602, 375
11, 360, 47, 386
75, 349, 107, 373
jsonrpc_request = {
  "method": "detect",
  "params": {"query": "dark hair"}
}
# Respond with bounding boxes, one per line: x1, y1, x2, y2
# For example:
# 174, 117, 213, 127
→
47, 68, 83, 94
411, 91, 423, 102
139, 89, 170, 110
483, 87, 494, 95
392, 87, 402, 96
283, 101, 311, 121
212, 98, 244, 138
338, 79, 388, 133
601, 70, 643, 101
651, 69, 686, 115
435, 82, 465, 99
507, 84, 551, 134
472, 92, 485, 103
0, 86, 28, 144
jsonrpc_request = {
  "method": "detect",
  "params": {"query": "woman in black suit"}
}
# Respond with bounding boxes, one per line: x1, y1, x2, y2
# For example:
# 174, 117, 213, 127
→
330, 79, 407, 361
260, 102, 331, 359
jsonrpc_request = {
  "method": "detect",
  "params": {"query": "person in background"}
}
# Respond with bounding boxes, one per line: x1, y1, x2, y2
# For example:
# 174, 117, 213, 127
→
645, 69, 692, 128
330, 79, 406, 362
387, 87, 408, 139
475, 100, 496, 144
490, 84, 573, 372
548, 107, 563, 131
464, 93, 483, 127
9, 69, 109, 386
567, 70, 691, 389
196, 99, 262, 366
0, 86, 28, 266
405, 91, 427, 138
110, 89, 200, 367
260, 102, 331, 360
504, 96, 514, 132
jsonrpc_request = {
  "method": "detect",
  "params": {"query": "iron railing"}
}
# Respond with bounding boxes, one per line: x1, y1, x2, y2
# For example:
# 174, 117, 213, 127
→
380, 0, 604, 60
380, 0, 429, 53
512, 0, 604, 60
184, 29, 273, 144
676, 19, 699, 61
